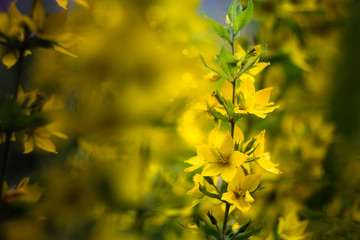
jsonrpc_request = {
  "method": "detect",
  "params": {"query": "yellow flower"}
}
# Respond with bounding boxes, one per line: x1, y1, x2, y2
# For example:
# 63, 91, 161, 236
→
251, 130, 282, 175
184, 148, 205, 173
204, 72, 220, 81
201, 132, 247, 181
1, 177, 43, 204
234, 78, 279, 118
278, 211, 309, 240
235, 44, 270, 82
25, 0, 78, 57
221, 169, 261, 213
56, 0, 89, 9
0, 2, 29, 68
187, 174, 205, 195
17, 89, 68, 154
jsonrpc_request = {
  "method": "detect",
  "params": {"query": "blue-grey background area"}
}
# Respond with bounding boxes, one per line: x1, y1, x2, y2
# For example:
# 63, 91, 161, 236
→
0, 0, 233, 16
200, 0, 233, 24
0, 0, 67, 14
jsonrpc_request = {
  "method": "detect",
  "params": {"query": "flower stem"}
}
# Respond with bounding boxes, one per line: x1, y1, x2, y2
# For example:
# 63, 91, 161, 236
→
222, 39, 237, 237
0, 131, 12, 199
0, 48, 25, 198
222, 202, 231, 235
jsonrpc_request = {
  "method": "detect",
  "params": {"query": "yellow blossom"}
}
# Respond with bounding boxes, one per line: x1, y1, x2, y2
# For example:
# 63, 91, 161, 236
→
234, 78, 279, 118
235, 44, 270, 82
278, 211, 309, 240
1, 177, 43, 204
0, 2, 29, 68
204, 72, 220, 81
252, 130, 282, 175
221, 169, 261, 213
200, 132, 247, 181
187, 174, 205, 195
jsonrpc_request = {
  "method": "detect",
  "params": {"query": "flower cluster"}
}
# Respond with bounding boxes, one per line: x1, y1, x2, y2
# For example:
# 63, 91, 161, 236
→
184, 0, 281, 238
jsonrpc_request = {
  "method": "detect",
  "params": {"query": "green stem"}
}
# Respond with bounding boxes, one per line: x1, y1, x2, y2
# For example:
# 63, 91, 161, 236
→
222, 39, 237, 237
0, 131, 12, 199
222, 202, 231, 235
13, 48, 25, 100
0, 46, 25, 199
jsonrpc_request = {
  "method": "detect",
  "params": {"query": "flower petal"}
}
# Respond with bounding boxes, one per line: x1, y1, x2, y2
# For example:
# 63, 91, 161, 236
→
202, 163, 221, 177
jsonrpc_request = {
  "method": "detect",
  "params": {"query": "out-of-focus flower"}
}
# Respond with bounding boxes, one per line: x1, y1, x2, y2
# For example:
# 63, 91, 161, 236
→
1, 177, 43, 204
204, 72, 220, 81
17, 89, 67, 154
235, 44, 270, 83
221, 169, 261, 213
187, 174, 204, 195
278, 211, 309, 240
251, 130, 282, 175
0, 2, 28, 68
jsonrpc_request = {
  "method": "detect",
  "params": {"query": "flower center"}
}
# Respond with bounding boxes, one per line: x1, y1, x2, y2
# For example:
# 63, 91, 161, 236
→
218, 154, 230, 165
233, 188, 245, 199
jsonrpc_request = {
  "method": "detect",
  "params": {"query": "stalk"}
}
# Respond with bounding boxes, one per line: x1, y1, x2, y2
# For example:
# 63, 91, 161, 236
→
0, 46, 25, 198
222, 39, 237, 236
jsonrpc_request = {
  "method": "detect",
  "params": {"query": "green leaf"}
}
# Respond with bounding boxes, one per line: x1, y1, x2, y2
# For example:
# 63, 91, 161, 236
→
199, 184, 221, 200
244, 138, 256, 153
217, 46, 238, 78
199, 222, 221, 239
206, 103, 229, 122
206, 17, 230, 42
0, 97, 50, 132
234, 0, 253, 33
225, 99, 235, 116
220, 180, 228, 195
199, 55, 230, 81
228, 0, 243, 25
235, 45, 267, 80
232, 226, 262, 240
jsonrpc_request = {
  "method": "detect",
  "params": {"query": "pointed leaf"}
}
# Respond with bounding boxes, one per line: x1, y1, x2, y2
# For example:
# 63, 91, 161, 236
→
234, 0, 253, 33
206, 17, 230, 42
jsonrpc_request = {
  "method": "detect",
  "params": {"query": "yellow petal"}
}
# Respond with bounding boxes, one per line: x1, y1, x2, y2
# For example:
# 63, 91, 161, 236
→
244, 190, 254, 203
32, 0, 46, 29
255, 88, 273, 106
221, 165, 237, 182
235, 43, 246, 60
254, 130, 265, 156
17, 177, 30, 188
202, 163, 221, 177
74, 0, 90, 8
248, 62, 270, 75
47, 123, 68, 139
234, 198, 251, 213
2, 49, 18, 68
218, 131, 234, 157
198, 146, 218, 163
34, 135, 57, 153
257, 153, 282, 175
240, 73, 255, 83
244, 174, 262, 192
232, 168, 245, 189
0, 13, 10, 33
230, 151, 247, 166
221, 80, 233, 101
221, 191, 235, 204
8, 2, 21, 20
185, 156, 202, 165
23, 136, 34, 154
204, 72, 220, 81
53, 45, 78, 58
43, 10, 67, 34
56, 0, 68, 9
234, 125, 244, 144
